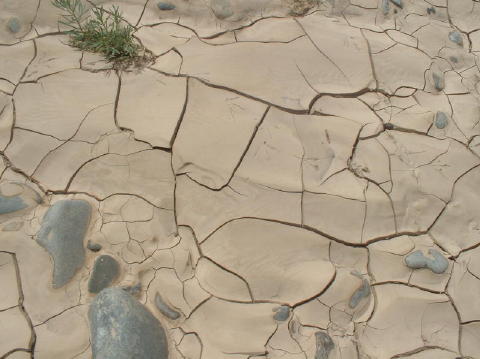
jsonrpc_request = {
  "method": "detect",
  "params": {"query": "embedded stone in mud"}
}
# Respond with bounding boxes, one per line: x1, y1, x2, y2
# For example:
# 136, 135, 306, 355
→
449, 31, 463, 46
157, 2, 175, 10
6, 18, 21, 33
349, 278, 371, 309
433, 72, 444, 91
88, 255, 120, 294
435, 112, 448, 129
405, 249, 449, 274
36, 199, 91, 288
0, 182, 41, 216
89, 288, 169, 359
211, 0, 233, 19
390, 0, 403, 8
273, 305, 290, 321
155, 292, 181, 320
315, 331, 334, 359
87, 240, 102, 252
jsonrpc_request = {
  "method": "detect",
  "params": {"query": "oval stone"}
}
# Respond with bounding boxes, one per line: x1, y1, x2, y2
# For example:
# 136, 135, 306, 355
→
89, 287, 169, 359
434, 112, 448, 129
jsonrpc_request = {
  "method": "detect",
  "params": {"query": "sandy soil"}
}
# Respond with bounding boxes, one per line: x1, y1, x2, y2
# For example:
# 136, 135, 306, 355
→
1, 0, 480, 358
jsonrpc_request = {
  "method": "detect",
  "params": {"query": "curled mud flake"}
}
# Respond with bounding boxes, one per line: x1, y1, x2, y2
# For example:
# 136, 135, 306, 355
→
157, 2, 175, 10
6, 18, 21, 33
87, 240, 102, 252
315, 331, 334, 359
154, 292, 181, 320
273, 305, 291, 321
432, 72, 444, 91
404, 249, 449, 274
89, 288, 169, 359
211, 0, 234, 20
88, 255, 120, 294
434, 112, 448, 129
36, 199, 91, 288
349, 278, 371, 309
449, 31, 464, 47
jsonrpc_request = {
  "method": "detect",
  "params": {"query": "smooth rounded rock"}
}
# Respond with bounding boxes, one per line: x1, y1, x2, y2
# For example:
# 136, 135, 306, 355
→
382, 0, 390, 15
36, 199, 91, 288
6, 18, 21, 34
315, 331, 334, 359
0, 182, 41, 216
435, 112, 448, 129
432, 72, 444, 91
155, 292, 181, 320
89, 287, 169, 359
449, 31, 463, 46
87, 241, 102, 252
211, 0, 233, 20
273, 305, 290, 321
157, 2, 175, 10
88, 255, 120, 294
349, 278, 371, 309
405, 249, 449, 274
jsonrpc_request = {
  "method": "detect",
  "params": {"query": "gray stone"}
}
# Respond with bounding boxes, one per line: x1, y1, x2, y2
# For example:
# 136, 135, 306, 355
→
0, 182, 41, 216
315, 331, 334, 359
382, 0, 390, 15
6, 18, 21, 34
405, 249, 449, 274
157, 2, 176, 10
154, 292, 181, 320
449, 56, 458, 63
122, 283, 142, 296
87, 240, 102, 252
211, 0, 233, 20
0, 195, 27, 215
427, 6, 435, 14
273, 305, 290, 321
432, 72, 444, 91
88, 255, 120, 294
435, 112, 448, 129
349, 279, 370, 309
89, 288, 169, 359
389, 0, 403, 8
449, 31, 463, 47
36, 199, 91, 288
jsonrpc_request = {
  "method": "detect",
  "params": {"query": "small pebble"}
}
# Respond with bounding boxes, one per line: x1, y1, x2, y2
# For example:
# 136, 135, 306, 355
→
315, 331, 334, 359
87, 240, 102, 252
6, 18, 21, 34
384, 123, 394, 130
390, 0, 403, 8
157, 2, 175, 10
382, 0, 390, 15
155, 293, 181, 320
435, 112, 448, 129
432, 72, 444, 91
349, 279, 370, 309
273, 305, 290, 321
88, 255, 120, 294
405, 249, 449, 274
448, 31, 463, 47
449, 56, 458, 64
426, 7, 436, 15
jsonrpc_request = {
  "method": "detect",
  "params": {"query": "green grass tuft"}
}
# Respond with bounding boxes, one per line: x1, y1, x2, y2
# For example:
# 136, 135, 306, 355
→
52, 0, 141, 62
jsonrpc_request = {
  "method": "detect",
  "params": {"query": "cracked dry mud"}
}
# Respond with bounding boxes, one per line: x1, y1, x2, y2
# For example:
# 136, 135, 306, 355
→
1, 0, 480, 358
